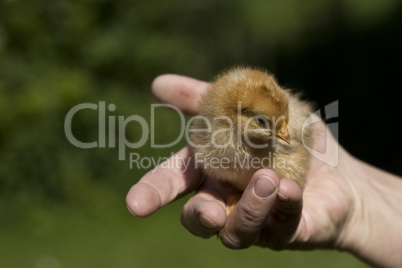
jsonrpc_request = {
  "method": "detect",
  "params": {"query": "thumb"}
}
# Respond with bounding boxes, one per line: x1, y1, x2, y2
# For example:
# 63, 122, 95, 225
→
257, 178, 303, 250
218, 169, 280, 249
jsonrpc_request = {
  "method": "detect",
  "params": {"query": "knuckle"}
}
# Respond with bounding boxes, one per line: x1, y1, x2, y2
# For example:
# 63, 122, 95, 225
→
257, 229, 291, 251
217, 199, 269, 249
268, 238, 287, 251
219, 230, 250, 249
237, 202, 265, 228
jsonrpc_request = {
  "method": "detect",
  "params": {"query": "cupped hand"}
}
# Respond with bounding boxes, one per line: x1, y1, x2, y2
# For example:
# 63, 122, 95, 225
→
126, 74, 356, 250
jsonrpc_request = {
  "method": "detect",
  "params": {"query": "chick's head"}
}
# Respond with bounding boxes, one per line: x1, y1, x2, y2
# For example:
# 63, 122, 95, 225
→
199, 67, 290, 147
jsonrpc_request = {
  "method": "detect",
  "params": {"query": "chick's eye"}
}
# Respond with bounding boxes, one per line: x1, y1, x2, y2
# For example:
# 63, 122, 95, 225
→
255, 115, 269, 127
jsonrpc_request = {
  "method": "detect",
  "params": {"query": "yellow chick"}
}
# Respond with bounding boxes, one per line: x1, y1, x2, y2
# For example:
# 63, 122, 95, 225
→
189, 67, 313, 202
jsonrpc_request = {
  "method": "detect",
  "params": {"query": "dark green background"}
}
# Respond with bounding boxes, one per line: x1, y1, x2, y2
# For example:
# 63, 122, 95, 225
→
1, 0, 400, 267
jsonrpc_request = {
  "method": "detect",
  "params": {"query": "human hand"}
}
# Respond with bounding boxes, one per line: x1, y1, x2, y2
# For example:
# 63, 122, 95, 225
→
126, 74, 402, 267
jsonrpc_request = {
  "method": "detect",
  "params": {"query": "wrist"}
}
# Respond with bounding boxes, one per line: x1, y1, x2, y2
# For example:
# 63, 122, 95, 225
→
336, 150, 402, 267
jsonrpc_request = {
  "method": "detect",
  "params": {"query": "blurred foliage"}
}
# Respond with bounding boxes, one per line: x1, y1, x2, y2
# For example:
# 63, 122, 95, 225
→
0, 0, 401, 267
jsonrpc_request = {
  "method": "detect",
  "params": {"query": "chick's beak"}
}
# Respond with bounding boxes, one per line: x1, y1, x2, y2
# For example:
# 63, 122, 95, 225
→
276, 121, 290, 144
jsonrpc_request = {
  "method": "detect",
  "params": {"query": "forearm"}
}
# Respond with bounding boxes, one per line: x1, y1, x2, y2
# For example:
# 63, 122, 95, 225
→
338, 153, 402, 268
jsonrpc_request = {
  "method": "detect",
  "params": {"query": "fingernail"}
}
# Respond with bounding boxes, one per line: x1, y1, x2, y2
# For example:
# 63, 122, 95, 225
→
278, 192, 290, 202
199, 213, 217, 228
127, 205, 137, 217
253, 175, 277, 199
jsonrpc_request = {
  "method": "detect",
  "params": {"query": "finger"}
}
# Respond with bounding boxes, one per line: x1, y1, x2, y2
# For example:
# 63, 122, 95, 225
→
180, 177, 239, 238
181, 191, 227, 239
218, 170, 280, 249
152, 74, 209, 115
126, 146, 202, 217
257, 178, 303, 250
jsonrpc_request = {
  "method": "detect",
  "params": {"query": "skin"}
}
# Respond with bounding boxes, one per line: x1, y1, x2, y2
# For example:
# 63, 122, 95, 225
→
126, 74, 402, 268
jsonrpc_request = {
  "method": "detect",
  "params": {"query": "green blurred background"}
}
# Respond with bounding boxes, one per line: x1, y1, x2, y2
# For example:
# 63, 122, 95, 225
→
1, 0, 401, 267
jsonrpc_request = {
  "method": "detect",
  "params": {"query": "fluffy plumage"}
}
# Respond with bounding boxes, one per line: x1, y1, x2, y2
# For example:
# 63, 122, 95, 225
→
190, 66, 313, 191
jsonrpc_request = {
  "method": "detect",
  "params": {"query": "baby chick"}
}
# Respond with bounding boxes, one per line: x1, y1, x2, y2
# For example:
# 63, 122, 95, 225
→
189, 67, 313, 211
